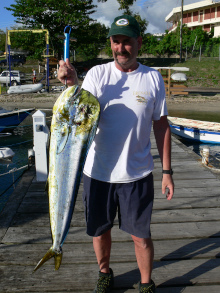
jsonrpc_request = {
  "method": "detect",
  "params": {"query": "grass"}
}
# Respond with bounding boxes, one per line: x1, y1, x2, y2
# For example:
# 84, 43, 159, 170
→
0, 57, 220, 93
173, 58, 220, 88
141, 57, 220, 88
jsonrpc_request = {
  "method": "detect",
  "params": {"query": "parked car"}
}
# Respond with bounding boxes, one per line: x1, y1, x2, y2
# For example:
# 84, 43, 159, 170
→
0, 70, 26, 86
0, 54, 26, 66
78, 71, 87, 80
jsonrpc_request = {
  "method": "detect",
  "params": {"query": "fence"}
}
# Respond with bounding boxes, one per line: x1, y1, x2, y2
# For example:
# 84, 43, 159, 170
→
184, 44, 220, 61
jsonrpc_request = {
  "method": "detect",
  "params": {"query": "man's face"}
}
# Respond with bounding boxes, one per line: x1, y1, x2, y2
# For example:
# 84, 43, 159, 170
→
110, 35, 142, 72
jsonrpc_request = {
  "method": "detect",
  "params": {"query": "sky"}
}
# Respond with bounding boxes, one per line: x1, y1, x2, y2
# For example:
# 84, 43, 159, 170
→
0, 0, 219, 35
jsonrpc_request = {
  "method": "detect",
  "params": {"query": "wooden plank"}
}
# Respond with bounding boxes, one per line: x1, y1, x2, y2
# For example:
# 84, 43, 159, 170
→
0, 286, 218, 293
154, 178, 220, 189
153, 197, 220, 209
156, 286, 220, 293
11, 206, 220, 228
154, 186, 220, 198
1, 237, 219, 265
152, 207, 220, 222
11, 194, 220, 216
1, 132, 220, 293
155, 159, 207, 169
2, 221, 220, 244
171, 91, 189, 95
153, 259, 220, 287
0, 259, 220, 291
154, 171, 216, 180
171, 84, 187, 88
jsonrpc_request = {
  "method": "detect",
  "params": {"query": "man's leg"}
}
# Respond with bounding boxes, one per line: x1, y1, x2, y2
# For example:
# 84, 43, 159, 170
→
93, 229, 112, 273
132, 235, 154, 283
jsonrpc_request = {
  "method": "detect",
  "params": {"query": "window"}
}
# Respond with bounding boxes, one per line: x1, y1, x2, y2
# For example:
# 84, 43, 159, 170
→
199, 10, 203, 22
193, 11, 198, 22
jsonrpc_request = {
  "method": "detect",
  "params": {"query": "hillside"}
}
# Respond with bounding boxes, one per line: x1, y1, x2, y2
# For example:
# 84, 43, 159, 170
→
140, 57, 220, 88
0, 57, 219, 93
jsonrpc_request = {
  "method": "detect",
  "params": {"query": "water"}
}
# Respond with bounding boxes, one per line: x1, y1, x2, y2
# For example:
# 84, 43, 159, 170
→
0, 108, 220, 213
168, 109, 220, 171
0, 110, 52, 213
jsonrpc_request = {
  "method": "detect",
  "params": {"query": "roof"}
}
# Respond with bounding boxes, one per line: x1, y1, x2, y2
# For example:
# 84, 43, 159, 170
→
165, 0, 218, 22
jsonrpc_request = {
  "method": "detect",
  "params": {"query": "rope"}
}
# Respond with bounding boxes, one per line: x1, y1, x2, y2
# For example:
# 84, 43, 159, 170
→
4, 139, 33, 147
0, 133, 12, 137
201, 153, 220, 172
0, 165, 28, 177
203, 164, 220, 172
215, 153, 220, 162
0, 119, 51, 130
0, 165, 28, 197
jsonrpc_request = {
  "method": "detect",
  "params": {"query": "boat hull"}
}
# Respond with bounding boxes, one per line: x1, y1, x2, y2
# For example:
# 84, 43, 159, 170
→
170, 124, 220, 144
171, 72, 187, 81
0, 109, 34, 132
7, 83, 43, 94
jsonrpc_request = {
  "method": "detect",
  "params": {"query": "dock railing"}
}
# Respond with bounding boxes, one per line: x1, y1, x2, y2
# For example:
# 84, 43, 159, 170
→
153, 67, 189, 98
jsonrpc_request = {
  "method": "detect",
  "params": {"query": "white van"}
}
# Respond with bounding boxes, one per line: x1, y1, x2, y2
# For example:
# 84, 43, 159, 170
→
0, 70, 26, 86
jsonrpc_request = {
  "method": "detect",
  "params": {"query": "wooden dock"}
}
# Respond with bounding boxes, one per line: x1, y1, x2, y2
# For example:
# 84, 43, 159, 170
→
1, 134, 220, 292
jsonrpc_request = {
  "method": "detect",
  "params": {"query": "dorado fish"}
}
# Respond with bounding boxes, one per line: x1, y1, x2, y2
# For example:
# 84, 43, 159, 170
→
33, 85, 100, 272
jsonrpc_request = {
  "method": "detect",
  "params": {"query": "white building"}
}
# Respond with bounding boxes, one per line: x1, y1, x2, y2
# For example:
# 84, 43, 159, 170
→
165, 0, 220, 37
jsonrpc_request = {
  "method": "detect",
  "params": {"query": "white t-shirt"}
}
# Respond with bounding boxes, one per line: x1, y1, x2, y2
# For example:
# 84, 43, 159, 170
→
82, 61, 168, 183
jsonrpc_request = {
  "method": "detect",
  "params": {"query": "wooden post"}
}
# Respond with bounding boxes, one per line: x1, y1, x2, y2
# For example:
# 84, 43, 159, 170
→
180, 0, 184, 62
168, 69, 171, 99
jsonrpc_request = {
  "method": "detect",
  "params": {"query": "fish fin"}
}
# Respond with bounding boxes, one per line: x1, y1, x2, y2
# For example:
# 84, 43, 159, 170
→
57, 125, 69, 154
33, 247, 62, 273
54, 252, 63, 270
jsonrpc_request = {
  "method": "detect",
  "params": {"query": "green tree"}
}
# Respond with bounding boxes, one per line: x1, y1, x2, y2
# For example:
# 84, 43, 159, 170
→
0, 30, 6, 53
5, 0, 109, 60
140, 34, 159, 56
98, 0, 137, 11
7, 26, 48, 59
98, 0, 148, 35
76, 22, 108, 61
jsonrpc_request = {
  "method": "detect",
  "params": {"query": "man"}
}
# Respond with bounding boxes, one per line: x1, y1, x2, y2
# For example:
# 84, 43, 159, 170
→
58, 15, 174, 293
32, 68, 36, 84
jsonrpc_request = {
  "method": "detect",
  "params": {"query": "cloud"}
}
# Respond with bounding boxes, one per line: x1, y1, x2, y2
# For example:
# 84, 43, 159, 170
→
92, 0, 120, 26
91, 0, 211, 34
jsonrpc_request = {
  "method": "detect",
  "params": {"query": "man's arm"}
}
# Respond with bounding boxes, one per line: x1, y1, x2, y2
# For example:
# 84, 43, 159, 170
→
57, 58, 78, 87
153, 115, 174, 200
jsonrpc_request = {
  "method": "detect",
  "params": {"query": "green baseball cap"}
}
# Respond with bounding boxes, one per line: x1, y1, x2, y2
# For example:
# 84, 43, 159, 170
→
107, 15, 141, 38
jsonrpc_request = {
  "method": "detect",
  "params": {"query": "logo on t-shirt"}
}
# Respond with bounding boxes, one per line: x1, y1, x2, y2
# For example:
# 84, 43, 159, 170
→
136, 95, 148, 104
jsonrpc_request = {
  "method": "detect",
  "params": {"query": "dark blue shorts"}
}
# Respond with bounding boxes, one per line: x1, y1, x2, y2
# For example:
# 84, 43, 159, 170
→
82, 173, 154, 238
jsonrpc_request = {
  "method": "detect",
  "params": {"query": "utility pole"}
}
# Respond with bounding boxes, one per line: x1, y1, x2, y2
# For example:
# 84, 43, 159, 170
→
179, 0, 184, 62
5, 28, 8, 67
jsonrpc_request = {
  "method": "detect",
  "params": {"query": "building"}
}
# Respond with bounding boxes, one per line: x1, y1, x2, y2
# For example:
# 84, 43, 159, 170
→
165, 0, 220, 37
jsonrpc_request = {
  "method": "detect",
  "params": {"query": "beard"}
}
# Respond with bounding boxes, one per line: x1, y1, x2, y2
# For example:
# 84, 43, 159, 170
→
114, 51, 132, 67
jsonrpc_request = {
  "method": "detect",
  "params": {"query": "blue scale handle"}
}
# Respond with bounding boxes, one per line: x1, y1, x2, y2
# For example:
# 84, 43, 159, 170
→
64, 26, 72, 61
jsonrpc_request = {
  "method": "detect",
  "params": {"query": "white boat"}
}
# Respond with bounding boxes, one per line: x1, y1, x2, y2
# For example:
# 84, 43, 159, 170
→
7, 83, 43, 94
168, 116, 220, 144
171, 72, 187, 81
0, 147, 15, 163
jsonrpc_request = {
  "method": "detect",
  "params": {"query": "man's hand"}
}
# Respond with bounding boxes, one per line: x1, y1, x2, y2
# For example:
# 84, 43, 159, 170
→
57, 58, 78, 87
162, 174, 174, 200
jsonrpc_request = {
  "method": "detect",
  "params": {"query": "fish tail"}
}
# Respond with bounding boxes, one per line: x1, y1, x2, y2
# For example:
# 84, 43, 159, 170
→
54, 251, 63, 270
33, 247, 62, 272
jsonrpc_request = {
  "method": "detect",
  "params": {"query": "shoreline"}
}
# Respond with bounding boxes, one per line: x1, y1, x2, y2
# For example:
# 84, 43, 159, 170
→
1, 92, 220, 112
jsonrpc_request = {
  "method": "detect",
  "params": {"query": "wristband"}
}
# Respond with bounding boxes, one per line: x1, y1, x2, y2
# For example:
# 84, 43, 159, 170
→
162, 169, 173, 175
